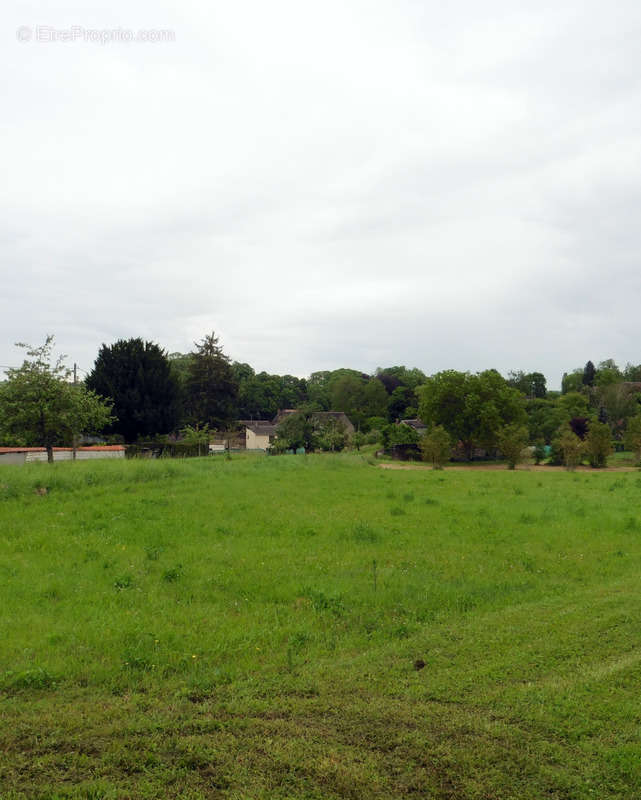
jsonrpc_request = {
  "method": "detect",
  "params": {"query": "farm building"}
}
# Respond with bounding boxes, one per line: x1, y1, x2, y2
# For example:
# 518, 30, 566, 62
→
237, 411, 355, 451
400, 418, 428, 435
243, 422, 278, 450
0, 446, 125, 465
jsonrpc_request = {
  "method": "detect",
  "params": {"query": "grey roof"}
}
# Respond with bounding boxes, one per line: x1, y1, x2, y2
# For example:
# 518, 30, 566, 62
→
272, 410, 354, 431
401, 418, 427, 431
245, 422, 277, 435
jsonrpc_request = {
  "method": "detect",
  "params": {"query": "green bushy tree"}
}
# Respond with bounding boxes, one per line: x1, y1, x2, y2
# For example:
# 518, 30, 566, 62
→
559, 428, 585, 471
420, 425, 451, 469
624, 416, 641, 463
274, 407, 317, 452
0, 337, 114, 462
498, 424, 529, 469
316, 418, 348, 452
417, 369, 525, 460
585, 421, 612, 468
381, 422, 420, 448
179, 423, 212, 457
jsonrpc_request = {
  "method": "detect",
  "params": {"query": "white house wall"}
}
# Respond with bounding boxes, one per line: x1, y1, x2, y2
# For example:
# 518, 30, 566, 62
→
245, 430, 270, 450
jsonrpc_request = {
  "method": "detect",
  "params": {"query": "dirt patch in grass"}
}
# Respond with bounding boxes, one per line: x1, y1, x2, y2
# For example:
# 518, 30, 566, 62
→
380, 462, 638, 472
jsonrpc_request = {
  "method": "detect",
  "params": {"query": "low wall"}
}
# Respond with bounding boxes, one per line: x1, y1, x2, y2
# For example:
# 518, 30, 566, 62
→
0, 452, 27, 465
0, 448, 125, 464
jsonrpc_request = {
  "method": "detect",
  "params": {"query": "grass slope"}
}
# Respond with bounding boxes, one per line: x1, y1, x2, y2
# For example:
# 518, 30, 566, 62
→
1, 455, 641, 799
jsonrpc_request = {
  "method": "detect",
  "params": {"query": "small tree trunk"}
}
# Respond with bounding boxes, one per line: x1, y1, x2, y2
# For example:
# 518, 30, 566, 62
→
46, 444, 54, 463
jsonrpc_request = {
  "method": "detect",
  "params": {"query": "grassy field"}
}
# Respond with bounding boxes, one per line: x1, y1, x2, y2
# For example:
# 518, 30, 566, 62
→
1, 454, 641, 799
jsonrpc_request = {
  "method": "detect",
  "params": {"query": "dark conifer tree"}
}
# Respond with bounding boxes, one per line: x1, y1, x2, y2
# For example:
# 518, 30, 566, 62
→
184, 332, 238, 428
582, 360, 596, 387
86, 338, 180, 441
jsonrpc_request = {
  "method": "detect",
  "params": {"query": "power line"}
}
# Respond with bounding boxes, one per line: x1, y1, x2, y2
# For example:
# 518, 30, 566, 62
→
1, 363, 90, 373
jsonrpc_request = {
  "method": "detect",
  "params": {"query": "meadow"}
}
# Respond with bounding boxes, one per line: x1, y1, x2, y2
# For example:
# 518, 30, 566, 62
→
1, 454, 641, 799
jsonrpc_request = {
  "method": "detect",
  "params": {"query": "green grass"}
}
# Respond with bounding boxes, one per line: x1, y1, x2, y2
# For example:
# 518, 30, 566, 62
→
1, 454, 641, 798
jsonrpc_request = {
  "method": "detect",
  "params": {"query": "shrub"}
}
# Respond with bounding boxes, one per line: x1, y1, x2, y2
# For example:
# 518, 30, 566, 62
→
624, 416, 641, 463
316, 419, 348, 452
382, 422, 420, 448
559, 428, 585, 471
585, 420, 613, 468
497, 424, 529, 470
419, 425, 451, 469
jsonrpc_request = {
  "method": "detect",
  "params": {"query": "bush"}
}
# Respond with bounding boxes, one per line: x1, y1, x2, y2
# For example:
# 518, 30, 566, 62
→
382, 422, 419, 448
420, 425, 451, 469
585, 421, 613, 468
316, 419, 348, 452
497, 424, 529, 470
624, 416, 641, 463
559, 428, 585, 471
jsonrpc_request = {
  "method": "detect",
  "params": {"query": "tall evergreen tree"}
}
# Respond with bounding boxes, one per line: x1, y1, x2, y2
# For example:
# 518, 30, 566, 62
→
582, 360, 596, 387
184, 332, 238, 428
86, 338, 180, 441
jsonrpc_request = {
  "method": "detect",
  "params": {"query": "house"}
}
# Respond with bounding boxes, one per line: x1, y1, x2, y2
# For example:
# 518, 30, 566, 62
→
0, 445, 126, 465
237, 410, 355, 451
243, 421, 278, 451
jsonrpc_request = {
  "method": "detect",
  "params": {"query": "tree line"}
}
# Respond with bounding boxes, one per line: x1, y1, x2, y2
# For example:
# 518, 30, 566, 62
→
1, 335, 641, 465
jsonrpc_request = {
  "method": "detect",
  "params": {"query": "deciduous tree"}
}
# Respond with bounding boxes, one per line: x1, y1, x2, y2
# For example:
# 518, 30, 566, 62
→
624, 416, 641, 463
585, 421, 612, 468
0, 336, 113, 462
559, 428, 585, 471
498, 424, 529, 469
420, 425, 451, 469
274, 407, 317, 452
417, 370, 525, 459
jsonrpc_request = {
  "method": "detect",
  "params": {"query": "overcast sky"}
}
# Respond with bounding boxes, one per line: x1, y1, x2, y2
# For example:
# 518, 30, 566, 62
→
3, 1, 641, 388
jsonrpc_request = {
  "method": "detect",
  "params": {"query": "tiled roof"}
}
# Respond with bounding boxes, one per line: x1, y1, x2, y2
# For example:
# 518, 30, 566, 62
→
0, 446, 125, 453
401, 418, 427, 430
245, 423, 277, 435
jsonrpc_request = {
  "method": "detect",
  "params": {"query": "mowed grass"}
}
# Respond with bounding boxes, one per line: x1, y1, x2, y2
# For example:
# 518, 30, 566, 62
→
1, 455, 641, 799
